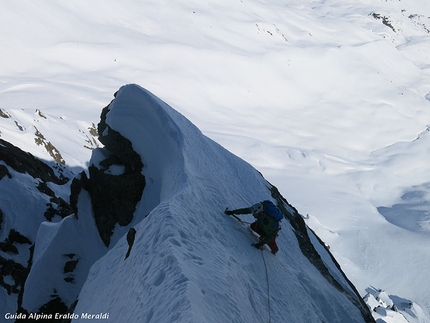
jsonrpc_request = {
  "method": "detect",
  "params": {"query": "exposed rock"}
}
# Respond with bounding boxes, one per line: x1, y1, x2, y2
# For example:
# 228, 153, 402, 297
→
97, 105, 143, 172
270, 184, 375, 323
17, 244, 35, 311
0, 138, 68, 185
14, 120, 25, 131
371, 12, 396, 33
35, 109, 47, 119
8, 229, 32, 245
67, 100, 145, 246
61, 299, 78, 323
88, 123, 98, 137
88, 164, 145, 246
63, 256, 79, 274
0, 242, 18, 254
0, 108, 11, 118
0, 255, 28, 295
36, 181, 55, 197
0, 230, 33, 296
44, 196, 74, 221
124, 227, 137, 260
0, 164, 12, 180
82, 103, 145, 246
34, 127, 66, 165
69, 174, 87, 216
0, 230, 31, 254
1, 155, 73, 222
63, 254, 79, 284
0, 139, 73, 310
37, 294, 68, 318
36, 180, 75, 221
83, 123, 100, 150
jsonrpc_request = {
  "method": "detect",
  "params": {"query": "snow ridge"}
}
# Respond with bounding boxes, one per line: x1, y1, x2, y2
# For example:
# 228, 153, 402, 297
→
69, 85, 372, 323
2, 0, 430, 321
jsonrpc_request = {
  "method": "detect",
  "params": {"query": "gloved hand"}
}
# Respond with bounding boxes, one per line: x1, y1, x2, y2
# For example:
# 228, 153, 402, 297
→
224, 209, 234, 215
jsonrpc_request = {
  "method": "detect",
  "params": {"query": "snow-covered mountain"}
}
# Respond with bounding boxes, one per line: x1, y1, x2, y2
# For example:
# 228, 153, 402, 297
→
1, 0, 430, 322
1, 84, 373, 322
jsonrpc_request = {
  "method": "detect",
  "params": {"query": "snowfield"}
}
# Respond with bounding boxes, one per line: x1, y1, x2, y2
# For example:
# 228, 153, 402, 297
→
1, 0, 430, 322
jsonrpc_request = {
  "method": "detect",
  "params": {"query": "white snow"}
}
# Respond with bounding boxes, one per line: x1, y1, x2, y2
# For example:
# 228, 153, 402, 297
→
72, 84, 369, 322
22, 190, 107, 312
1, 0, 430, 322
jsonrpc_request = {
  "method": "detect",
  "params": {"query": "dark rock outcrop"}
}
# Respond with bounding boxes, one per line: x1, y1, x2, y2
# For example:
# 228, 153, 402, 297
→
125, 227, 137, 260
0, 230, 33, 295
74, 104, 145, 247
37, 295, 69, 318
8, 229, 32, 245
97, 104, 143, 172
0, 108, 11, 118
63, 254, 79, 283
44, 196, 75, 221
34, 127, 66, 165
270, 185, 376, 323
0, 208, 3, 231
0, 138, 68, 185
88, 164, 145, 246
0, 139, 74, 222
0, 164, 12, 180
36, 181, 55, 197
0, 256, 27, 295
0, 139, 74, 315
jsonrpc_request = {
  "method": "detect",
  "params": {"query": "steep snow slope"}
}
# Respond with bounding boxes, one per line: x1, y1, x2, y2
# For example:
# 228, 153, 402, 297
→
1, 0, 430, 321
70, 84, 371, 322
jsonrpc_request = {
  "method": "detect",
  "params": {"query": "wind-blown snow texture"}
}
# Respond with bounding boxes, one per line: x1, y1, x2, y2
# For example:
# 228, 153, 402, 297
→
1, 0, 430, 322
72, 84, 370, 322
2, 84, 374, 322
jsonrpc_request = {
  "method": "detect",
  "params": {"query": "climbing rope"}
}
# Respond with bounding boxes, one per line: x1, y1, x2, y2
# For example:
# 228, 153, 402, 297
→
225, 209, 272, 322
260, 250, 272, 323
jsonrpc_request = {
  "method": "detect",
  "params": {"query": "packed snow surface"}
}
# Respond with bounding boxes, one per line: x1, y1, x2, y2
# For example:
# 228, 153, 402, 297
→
1, 0, 430, 322
3, 84, 374, 322
73, 84, 369, 322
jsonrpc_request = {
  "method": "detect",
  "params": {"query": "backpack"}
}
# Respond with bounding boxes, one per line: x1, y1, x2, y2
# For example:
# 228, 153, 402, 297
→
261, 200, 283, 231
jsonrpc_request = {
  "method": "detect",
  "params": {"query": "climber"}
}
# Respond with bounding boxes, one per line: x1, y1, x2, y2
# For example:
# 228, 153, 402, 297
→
225, 200, 283, 254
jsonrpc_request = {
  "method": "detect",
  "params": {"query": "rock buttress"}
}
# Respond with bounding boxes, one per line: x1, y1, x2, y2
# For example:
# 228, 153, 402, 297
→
86, 104, 145, 246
